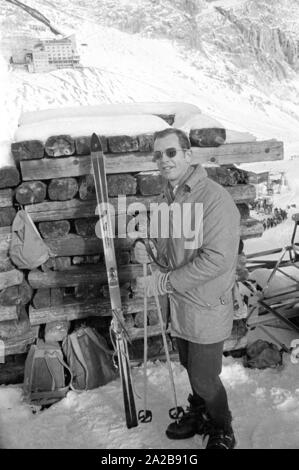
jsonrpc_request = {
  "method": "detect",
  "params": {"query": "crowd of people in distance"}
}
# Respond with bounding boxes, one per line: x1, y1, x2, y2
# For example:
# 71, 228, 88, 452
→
250, 200, 289, 231
261, 207, 288, 231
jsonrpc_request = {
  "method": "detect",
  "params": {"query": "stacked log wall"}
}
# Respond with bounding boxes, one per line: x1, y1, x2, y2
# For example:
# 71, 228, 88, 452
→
0, 117, 284, 366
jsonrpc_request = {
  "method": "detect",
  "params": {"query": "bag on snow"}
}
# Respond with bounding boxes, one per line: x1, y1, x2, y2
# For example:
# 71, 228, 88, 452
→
243, 339, 283, 369
62, 326, 117, 391
9, 210, 51, 269
23, 340, 72, 406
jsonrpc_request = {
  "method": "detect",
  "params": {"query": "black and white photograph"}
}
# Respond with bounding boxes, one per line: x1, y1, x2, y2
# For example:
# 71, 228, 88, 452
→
0, 0, 299, 452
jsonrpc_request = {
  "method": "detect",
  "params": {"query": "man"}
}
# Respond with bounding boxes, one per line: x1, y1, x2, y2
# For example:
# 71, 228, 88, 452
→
134, 128, 240, 449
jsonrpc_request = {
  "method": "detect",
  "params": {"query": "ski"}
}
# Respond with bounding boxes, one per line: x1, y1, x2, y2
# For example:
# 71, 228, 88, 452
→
90, 133, 138, 429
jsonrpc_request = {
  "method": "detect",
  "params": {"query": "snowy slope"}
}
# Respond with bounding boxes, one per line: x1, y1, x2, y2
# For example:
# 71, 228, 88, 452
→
0, 0, 299, 158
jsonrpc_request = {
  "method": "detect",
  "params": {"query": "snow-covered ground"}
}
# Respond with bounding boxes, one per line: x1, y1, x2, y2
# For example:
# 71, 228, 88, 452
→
0, 355, 299, 449
0, 168, 298, 450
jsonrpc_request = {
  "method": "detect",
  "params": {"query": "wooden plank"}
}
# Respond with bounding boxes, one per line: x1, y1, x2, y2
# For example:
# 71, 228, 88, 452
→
44, 234, 132, 257
28, 263, 155, 289
29, 297, 157, 325
20, 140, 283, 180
25, 195, 161, 221
226, 185, 256, 203
24, 186, 255, 223
28, 263, 154, 289
192, 140, 283, 165
0, 189, 13, 208
3, 327, 39, 357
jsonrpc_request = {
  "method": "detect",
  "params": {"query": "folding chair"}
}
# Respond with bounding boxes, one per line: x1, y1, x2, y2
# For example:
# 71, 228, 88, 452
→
243, 213, 299, 339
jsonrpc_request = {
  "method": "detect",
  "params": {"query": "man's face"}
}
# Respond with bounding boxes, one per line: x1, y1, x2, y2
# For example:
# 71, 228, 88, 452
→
154, 134, 191, 186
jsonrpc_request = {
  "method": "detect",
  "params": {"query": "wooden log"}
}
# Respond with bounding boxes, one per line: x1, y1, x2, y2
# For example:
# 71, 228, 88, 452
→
41, 256, 72, 271
240, 218, 264, 240
28, 263, 155, 289
44, 321, 70, 342
74, 217, 97, 237
136, 171, 163, 196
225, 185, 256, 203
190, 128, 226, 147
156, 114, 175, 125
108, 135, 139, 153
0, 207, 16, 227
0, 166, 20, 189
48, 178, 78, 201
11, 140, 44, 162
0, 280, 33, 306
15, 181, 47, 205
0, 226, 12, 256
75, 135, 108, 155
134, 310, 159, 328
0, 270, 24, 290
0, 257, 14, 273
45, 135, 75, 157
29, 297, 157, 325
19, 141, 283, 180
78, 174, 96, 200
0, 308, 30, 339
79, 174, 137, 199
0, 305, 19, 322
0, 189, 13, 208
32, 288, 64, 309
39, 220, 71, 239
107, 174, 137, 196
3, 327, 39, 356
137, 134, 154, 152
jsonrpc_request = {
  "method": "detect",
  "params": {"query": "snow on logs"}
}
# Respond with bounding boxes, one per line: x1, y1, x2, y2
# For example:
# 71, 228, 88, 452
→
1, 106, 283, 358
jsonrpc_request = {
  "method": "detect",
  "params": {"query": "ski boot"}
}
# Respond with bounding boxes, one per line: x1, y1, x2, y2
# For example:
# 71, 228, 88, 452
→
166, 394, 209, 440
204, 425, 236, 449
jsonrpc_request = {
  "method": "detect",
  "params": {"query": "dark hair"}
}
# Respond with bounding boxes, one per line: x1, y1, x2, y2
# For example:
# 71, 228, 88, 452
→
153, 128, 191, 150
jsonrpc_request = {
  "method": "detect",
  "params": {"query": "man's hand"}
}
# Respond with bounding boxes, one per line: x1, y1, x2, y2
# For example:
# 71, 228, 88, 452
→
133, 240, 157, 264
137, 270, 172, 297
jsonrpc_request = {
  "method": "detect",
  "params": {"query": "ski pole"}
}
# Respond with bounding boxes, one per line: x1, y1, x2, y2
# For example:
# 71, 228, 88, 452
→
138, 263, 153, 423
148, 264, 184, 422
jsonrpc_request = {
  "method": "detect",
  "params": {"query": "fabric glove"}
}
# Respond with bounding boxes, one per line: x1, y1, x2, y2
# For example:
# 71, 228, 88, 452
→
139, 270, 172, 297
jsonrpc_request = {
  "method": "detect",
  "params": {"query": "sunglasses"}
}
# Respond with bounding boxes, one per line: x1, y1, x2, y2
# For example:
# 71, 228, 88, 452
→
152, 147, 187, 162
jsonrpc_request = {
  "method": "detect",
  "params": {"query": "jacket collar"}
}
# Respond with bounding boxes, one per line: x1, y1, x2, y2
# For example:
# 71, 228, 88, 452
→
163, 164, 207, 202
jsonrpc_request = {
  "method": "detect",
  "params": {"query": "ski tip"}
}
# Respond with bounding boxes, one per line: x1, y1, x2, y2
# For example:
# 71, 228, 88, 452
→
91, 133, 102, 152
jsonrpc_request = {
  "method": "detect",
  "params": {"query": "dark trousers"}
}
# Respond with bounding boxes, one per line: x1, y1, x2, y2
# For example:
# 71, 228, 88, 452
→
176, 337, 232, 431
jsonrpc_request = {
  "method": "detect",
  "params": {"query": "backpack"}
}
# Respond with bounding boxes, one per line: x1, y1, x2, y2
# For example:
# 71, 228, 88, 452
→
9, 210, 51, 269
243, 339, 283, 369
23, 340, 72, 406
62, 326, 117, 391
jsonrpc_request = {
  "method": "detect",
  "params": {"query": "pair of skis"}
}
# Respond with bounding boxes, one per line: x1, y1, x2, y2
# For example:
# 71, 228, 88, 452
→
90, 133, 138, 429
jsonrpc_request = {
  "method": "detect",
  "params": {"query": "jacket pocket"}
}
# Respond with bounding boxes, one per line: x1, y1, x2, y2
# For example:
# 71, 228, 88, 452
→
197, 286, 233, 309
